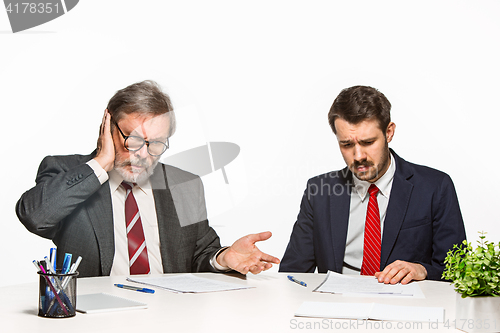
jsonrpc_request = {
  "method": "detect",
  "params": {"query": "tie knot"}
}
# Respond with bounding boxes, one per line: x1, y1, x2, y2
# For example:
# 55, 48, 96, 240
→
121, 182, 133, 191
368, 184, 379, 197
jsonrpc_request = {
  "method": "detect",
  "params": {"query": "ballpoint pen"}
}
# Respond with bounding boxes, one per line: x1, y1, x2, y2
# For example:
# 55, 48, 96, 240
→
62, 253, 72, 274
44, 256, 56, 274
50, 248, 57, 271
287, 275, 307, 287
62, 256, 82, 289
114, 284, 155, 294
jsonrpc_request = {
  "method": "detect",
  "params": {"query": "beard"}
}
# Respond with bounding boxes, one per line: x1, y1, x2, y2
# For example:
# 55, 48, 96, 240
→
351, 159, 376, 181
351, 143, 390, 183
114, 154, 160, 183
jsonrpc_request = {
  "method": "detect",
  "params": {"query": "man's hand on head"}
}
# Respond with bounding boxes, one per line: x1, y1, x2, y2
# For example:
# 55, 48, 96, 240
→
374, 260, 427, 285
216, 231, 280, 275
94, 109, 115, 172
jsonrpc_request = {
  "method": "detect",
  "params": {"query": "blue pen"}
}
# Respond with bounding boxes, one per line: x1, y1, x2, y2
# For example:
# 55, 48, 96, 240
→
114, 284, 155, 294
287, 275, 307, 287
62, 253, 72, 274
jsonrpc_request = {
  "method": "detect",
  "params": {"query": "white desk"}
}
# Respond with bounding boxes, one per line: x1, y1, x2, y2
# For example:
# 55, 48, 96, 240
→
1, 272, 461, 332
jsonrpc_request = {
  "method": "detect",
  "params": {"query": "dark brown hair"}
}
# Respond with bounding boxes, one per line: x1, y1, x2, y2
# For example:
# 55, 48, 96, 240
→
328, 85, 391, 134
107, 80, 176, 136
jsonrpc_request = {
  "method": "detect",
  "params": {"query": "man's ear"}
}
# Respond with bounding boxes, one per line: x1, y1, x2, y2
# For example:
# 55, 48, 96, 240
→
386, 122, 396, 143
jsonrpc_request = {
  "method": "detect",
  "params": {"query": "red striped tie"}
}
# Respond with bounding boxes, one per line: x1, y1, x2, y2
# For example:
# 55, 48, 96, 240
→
122, 182, 150, 275
361, 184, 381, 276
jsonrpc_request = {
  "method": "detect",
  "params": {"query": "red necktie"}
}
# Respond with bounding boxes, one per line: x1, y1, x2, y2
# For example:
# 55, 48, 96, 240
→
121, 182, 150, 275
361, 184, 381, 276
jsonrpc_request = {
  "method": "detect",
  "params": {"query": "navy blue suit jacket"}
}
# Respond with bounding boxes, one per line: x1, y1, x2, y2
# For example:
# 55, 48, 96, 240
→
279, 150, 466, 280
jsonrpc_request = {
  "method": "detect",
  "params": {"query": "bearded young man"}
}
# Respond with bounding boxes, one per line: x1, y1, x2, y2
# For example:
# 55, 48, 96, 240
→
279, 85, 466, 284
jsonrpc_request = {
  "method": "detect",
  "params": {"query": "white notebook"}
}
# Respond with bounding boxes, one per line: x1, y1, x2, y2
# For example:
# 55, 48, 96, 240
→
76, 293, 147, 314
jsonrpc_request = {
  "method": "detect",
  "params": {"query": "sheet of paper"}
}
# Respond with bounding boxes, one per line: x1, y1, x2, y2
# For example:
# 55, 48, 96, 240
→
369, 303, 444, 322
295, 301, 373, 320
127, 274, 252, 293
295, 301, 444, 322
76, 293, 147, 314
314, 271, 421, 297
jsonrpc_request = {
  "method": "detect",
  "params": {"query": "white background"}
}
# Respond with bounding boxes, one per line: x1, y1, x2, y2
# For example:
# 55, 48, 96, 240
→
1, 0, 499, 287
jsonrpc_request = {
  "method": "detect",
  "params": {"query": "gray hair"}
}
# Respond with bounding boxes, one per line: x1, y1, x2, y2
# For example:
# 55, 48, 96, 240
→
107, 80, 176, 136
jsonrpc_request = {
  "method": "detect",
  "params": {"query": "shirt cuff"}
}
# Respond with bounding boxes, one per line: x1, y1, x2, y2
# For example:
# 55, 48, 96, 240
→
87, 159, 109, 185
210, 246, 232, 272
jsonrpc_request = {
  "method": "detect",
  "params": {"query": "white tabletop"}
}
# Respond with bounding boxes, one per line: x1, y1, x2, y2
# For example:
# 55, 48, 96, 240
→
1, 272, 461, 332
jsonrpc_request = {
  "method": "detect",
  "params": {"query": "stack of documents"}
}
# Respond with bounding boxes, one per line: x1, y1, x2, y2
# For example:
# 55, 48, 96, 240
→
314, 271, 423, 297
127, 274, 252, 293
295, 271, 442, 322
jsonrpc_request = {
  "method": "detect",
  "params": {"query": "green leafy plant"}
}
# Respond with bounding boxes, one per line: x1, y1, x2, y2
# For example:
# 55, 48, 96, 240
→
442, 232, 500, 298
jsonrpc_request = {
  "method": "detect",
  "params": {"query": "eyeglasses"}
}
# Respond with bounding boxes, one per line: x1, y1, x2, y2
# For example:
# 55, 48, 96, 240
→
114, 121, 169, 156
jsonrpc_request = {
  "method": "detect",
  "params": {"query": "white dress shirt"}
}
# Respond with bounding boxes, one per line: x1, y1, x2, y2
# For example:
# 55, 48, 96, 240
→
107, 170, 164, 275
342, 153, 396, 274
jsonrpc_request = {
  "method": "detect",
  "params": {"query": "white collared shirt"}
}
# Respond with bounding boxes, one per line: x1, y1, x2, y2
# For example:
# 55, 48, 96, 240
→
342, 153, 396, 274
107, 170, 164, 275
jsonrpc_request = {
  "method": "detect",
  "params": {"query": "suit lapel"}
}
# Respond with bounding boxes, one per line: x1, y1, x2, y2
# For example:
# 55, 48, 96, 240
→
329, 168, 352, 273
150, 164, 179, 273
86, 182, 115, 275
380, 152, 414, 268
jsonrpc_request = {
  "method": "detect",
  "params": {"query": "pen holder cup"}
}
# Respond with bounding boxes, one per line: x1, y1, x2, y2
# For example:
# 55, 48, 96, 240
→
38, 270, 79, 318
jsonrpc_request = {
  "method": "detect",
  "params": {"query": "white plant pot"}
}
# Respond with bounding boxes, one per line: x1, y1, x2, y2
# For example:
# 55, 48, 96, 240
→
455, 293, 500, 333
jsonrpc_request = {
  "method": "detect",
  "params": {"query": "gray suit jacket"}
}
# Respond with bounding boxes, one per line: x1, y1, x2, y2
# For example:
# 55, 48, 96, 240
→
16, 152, 222, 277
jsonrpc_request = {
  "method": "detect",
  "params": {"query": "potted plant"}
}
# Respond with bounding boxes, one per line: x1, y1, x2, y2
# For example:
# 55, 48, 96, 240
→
442, 232, 500, 333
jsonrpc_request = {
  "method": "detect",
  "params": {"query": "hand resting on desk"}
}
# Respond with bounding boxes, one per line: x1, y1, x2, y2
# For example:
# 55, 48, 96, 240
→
374, 260, 427, 285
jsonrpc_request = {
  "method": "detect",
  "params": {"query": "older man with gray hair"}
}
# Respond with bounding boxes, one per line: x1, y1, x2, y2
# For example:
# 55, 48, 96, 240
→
17, 80, 279, 277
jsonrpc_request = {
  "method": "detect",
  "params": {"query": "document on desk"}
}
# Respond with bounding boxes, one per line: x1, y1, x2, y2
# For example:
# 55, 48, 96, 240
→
127, 274, 252, 293
314, 271, 423, 298
295, 302, 444, 322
